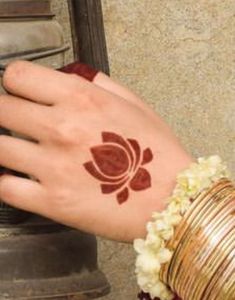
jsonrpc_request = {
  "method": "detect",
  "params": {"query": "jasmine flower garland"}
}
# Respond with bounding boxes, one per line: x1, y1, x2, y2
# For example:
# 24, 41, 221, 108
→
134, 156, 229, 300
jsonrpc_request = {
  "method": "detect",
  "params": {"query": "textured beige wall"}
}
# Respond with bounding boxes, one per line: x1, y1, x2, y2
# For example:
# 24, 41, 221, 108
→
102, 0, 235, 173
101, 1, 235, 299
52, 1, 235, 299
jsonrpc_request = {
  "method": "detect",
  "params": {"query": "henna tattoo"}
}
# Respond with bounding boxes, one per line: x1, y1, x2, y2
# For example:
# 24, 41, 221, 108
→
60, 61, 99, 81
84, 132, 153, 204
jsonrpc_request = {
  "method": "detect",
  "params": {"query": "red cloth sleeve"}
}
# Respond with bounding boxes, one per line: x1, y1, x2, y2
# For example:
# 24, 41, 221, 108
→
59, 61, 99, 82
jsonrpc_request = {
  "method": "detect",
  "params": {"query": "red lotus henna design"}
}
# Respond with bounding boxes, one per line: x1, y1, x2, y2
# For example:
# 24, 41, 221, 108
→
60, 61, 99, 81
84, 132, 153, 204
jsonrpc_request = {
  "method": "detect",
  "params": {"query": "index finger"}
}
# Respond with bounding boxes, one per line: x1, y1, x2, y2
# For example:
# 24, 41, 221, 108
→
2, 60, 91, 105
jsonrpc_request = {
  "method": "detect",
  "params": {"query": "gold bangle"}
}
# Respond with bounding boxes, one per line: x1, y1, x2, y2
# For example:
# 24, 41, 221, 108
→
188, 201, 235, 300
180, 192, 234, 298
177, 184, 234, 299
210, 246, 235, 300
224, 267, 235, 300
164, 183, 215, 286
161, 179, 235, 300
199, 229, 235, 300
188, 217, 235, 300
167, 180, 231, 292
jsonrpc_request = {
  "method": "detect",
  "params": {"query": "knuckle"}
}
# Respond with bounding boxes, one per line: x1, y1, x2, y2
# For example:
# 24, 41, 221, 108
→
78, 92, 106, 111
49, 187, 71, 207
3, 60, 26, 90
55, 125, 74, 145
47, 119, 77, 146
67, 76, 107, 111
71, 87, 91, 107
67, 75, 90, 99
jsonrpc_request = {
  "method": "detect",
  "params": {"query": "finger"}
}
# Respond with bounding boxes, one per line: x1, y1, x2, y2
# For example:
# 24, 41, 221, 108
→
0, 94, 52, 141
0, 174, 47, 214
0, 135, 43, 177
2, 60, 91, 105
92, 72, 166, 122
60, 61, 147, 109
77, 68, 158, 119
94, 72, 145, 107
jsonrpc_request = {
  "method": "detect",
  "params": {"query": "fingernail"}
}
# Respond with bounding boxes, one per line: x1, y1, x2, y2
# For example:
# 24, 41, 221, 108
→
60, 61, 99, 82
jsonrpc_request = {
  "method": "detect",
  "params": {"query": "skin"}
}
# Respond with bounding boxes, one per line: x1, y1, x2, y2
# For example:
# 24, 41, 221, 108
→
0, 61, 193, 242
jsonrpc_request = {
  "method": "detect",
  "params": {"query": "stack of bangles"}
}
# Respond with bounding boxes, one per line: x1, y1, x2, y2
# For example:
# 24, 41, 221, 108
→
134, 156, 234, 300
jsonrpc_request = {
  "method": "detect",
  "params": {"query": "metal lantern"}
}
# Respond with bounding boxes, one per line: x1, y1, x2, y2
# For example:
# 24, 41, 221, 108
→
0, 1, 110, 299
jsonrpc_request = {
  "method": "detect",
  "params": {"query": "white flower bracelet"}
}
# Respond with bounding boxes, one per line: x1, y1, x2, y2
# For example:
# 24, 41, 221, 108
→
134, 155, 230, 300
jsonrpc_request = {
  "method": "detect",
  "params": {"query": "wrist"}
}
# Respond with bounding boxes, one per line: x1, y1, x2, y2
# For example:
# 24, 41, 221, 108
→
132, 152, 194, 241
134, 156, 232, 300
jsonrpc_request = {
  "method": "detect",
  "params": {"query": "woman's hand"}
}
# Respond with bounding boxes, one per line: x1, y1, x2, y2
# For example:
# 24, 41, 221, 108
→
0, 61, 193, 242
